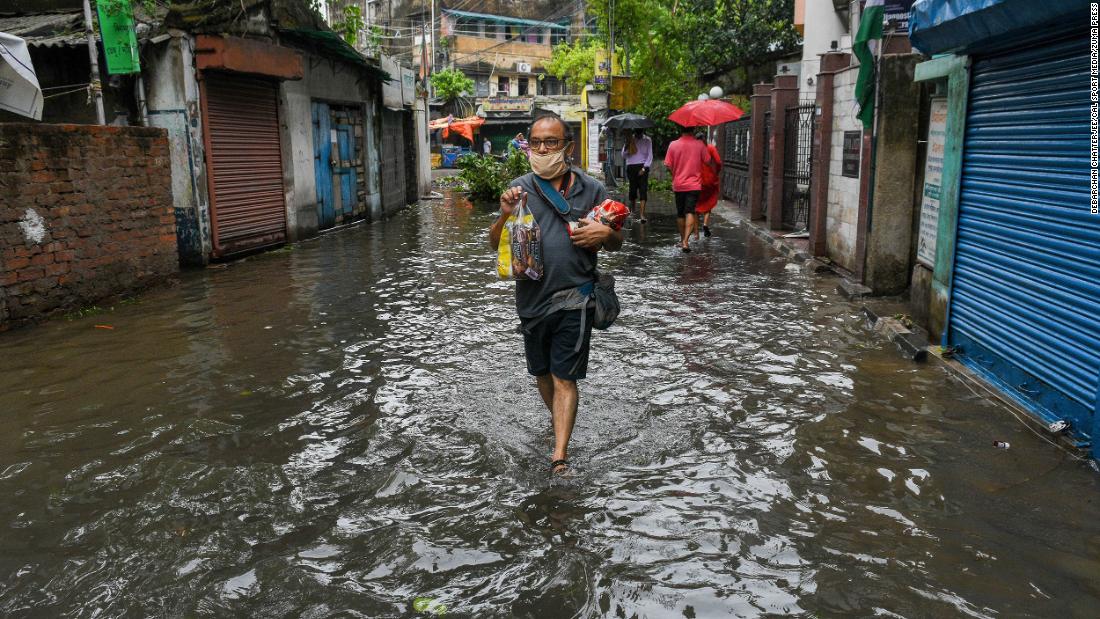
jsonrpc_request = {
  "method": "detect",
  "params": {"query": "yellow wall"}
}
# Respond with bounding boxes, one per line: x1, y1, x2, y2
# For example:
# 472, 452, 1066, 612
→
610, 78, 640, 110
451, 35, 553, 71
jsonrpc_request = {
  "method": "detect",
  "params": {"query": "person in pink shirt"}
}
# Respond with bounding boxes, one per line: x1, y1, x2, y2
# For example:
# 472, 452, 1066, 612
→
663, 126, 711, 252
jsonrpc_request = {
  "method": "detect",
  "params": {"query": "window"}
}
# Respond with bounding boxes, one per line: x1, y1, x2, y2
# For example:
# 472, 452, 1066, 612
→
542, 76, 564, 95
517, 77, 529, 96
551, 28, 568, 45
497, 76, 510, 96
476, 76, 490, 97
525, 29, 540, 44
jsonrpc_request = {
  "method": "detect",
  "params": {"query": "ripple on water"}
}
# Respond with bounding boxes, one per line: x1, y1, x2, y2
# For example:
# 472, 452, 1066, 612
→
0, 200, 1098, 617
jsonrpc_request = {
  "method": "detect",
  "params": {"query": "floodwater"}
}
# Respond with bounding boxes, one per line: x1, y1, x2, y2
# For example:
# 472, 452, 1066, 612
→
1, 196, 1099, 618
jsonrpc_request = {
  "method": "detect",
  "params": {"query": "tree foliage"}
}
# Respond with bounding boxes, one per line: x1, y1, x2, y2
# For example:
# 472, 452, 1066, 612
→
586, 0, 799, 139
547, 41, 598, 92
304, 0, 363, 44
430, 69, 475, 104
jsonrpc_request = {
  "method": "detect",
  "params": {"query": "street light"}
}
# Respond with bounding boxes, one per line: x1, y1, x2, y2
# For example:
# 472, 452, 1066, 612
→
709, 86, 724, 99
697, 93, 709, 101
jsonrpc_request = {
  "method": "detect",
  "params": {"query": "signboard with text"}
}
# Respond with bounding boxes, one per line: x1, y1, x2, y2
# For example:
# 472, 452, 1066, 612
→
883, 0, 914, 33
401, 67, 417, 106
484, 97, 533, 113
380, 55, 402, 108
95, 0, 140, 74
917, 97, 947, 267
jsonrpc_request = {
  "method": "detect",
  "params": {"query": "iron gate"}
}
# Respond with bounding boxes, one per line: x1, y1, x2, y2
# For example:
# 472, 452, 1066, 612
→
720, 117, 751, 208
782, 103, 815, 230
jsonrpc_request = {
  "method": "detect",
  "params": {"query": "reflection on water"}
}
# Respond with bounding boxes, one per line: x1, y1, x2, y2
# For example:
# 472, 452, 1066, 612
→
1, 195, 1099, 617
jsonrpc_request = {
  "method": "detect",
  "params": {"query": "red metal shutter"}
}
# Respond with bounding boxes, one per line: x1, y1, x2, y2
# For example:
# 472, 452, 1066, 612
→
203, 73, 287, 256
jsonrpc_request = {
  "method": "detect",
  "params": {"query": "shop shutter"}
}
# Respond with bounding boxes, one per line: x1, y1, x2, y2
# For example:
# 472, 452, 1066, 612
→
949, 33, 1100, 433
204, 73, 287, 256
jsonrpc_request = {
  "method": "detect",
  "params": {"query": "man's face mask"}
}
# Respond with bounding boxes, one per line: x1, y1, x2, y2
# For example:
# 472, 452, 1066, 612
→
528, 148, 570, 179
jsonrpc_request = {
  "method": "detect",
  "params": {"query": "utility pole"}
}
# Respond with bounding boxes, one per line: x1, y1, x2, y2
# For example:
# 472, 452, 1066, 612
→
430, 0, 436, 75
82, 0, 106, 124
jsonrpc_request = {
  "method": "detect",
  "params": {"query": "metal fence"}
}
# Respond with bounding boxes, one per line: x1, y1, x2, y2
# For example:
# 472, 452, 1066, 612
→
782, 103, 815, 230
762, 111, 772, 217
720, 116, 751, 208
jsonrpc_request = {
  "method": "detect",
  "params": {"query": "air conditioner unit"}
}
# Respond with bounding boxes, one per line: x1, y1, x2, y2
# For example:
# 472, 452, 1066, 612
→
516, 62, 532, 73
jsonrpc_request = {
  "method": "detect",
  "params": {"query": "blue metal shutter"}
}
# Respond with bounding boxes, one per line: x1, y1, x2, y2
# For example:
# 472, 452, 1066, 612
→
949, 33, 1100, 438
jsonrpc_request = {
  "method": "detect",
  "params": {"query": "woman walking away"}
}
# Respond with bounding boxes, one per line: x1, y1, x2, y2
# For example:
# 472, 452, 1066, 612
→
695, 133, 722, 238
622, 129, 653, 223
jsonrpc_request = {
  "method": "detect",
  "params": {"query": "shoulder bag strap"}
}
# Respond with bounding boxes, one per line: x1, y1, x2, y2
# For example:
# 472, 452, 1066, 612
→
532, 174, 574, 219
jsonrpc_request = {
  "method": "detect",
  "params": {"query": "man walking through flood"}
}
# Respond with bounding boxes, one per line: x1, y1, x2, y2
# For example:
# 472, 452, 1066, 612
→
488, 114, 623, 475
663, 125, 710, 252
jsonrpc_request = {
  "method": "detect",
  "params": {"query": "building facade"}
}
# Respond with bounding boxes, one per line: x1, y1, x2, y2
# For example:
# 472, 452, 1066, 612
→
1, 0, 415, 265
908, 0, 1098, 458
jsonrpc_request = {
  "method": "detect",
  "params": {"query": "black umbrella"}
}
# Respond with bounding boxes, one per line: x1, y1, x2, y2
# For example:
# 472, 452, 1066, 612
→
603, 113, 655, 130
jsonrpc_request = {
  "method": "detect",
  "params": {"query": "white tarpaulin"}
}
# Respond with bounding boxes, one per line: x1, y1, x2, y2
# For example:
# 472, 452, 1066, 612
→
0, 32, 42, 120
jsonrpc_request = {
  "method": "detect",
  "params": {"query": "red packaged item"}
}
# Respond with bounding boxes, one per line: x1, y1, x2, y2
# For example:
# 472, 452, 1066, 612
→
569, 199, 630, 236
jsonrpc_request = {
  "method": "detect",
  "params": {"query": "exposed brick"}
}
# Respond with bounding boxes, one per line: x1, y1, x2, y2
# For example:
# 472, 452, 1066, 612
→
0, 123, 178, 330
29, 253, 54, 267
17, 267, 45, 282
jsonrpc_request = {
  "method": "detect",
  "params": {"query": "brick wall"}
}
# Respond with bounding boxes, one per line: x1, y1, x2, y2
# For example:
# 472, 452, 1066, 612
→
0, 124, 177, 329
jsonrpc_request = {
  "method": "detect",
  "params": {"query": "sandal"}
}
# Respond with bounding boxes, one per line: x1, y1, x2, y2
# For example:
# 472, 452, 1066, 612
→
550, 459, 570, 474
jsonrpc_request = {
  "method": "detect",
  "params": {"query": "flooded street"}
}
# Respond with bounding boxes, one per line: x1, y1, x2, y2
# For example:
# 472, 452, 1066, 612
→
2, 197, 1099, 618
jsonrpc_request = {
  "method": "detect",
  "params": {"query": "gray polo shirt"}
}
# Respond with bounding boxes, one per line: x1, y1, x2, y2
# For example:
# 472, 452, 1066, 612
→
509, 169, 609, 319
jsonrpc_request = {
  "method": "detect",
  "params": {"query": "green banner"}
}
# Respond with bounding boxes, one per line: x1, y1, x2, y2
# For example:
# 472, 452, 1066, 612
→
95, 0, 141, 75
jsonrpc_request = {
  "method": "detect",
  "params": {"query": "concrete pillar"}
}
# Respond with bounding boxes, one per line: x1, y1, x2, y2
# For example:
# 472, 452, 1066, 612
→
854, 130, 872, 280
863, 54, 923, 295
415, 95, 432, 197
747, 83, 772, 220
809, 52, 850, 257
766, 74, 798, 230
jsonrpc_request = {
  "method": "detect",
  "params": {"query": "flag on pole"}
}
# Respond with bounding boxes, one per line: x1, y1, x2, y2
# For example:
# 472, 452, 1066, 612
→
853, 0, 884, 130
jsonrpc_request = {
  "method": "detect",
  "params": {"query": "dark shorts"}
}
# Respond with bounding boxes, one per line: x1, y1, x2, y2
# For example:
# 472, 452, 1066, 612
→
674, 190, 700, 218
521, 307, 595, 381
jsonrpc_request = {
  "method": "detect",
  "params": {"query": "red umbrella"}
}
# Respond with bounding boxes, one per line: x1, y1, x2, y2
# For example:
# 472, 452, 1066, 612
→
668, 99, 745, 127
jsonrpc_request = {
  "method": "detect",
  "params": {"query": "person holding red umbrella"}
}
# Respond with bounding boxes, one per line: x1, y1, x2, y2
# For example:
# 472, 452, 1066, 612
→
694, 132, 722, 238
664, 125, 710, 252
666, 98, 743, 251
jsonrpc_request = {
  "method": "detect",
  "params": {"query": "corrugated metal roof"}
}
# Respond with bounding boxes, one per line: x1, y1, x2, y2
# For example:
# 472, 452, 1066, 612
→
0, 10, 85, 48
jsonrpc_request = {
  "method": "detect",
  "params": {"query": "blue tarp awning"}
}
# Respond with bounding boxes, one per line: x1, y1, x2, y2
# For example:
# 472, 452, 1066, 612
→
910, 0, 1091, 55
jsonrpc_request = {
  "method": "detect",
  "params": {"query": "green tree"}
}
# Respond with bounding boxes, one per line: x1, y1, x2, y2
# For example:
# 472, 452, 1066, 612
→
547, 41, 598, 92
334, 4, 363, 46
585, 0, 799, 138
430, 68, 475, 104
